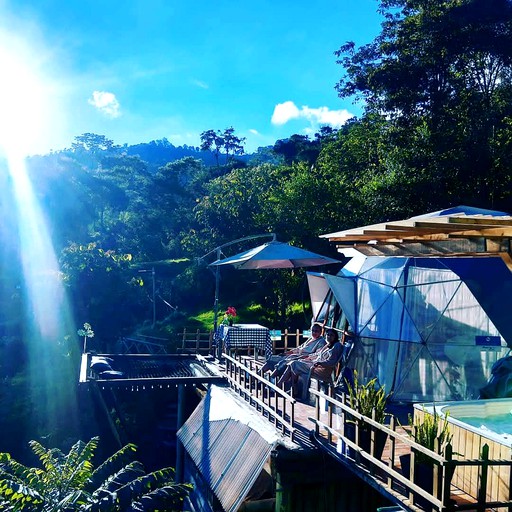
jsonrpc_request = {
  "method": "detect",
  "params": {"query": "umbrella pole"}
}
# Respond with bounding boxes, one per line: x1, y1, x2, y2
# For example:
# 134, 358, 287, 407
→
214, 249, 221, 359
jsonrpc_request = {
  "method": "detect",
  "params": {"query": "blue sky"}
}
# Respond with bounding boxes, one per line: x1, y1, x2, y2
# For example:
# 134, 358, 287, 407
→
0, 0, 384, 156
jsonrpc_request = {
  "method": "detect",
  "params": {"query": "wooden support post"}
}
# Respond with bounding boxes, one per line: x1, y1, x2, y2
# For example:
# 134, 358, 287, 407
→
388, 416, 396, 488
327, 384, 334, 444
477, 444, 489, 512
442, 443, 453, 508
433, 438, 440, 500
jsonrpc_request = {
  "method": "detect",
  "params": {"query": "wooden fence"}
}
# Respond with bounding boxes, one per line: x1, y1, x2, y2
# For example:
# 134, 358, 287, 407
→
223, 353, 297, 440
178, 328, 309, 356
309, 387, 512, 511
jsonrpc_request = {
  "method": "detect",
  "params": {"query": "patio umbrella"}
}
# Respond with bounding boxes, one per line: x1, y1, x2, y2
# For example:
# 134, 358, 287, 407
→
209, 240, 340, 270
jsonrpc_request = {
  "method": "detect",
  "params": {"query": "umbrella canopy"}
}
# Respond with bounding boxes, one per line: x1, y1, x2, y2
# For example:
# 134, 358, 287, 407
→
209, 241, 340, 270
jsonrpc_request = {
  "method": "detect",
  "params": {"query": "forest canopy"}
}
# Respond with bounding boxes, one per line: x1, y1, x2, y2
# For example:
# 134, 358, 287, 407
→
2, 0, 512, 462
2, 0, 512, 348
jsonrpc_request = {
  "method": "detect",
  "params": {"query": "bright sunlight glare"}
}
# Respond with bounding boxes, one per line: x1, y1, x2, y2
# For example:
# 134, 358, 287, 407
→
0, 25, 79, 433
0, 34, 48, 159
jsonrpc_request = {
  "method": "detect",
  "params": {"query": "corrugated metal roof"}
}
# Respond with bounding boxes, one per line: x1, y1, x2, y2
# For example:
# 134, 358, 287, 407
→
79, 353, 226, 386
177, 386, 284, 512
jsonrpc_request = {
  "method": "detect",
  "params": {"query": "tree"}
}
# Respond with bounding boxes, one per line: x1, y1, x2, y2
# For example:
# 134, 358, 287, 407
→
199, 127, 245, 166
334, 0, 512, 211
59, 243, 145, 348
222, 126, 246, 163
71, 134, 116, 153
199, 129, 224, 166
272, 134, 316, 165
0, 437, 191, 511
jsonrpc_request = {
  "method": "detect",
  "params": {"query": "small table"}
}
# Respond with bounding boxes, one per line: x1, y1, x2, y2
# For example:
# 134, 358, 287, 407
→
215, 324, 272, 359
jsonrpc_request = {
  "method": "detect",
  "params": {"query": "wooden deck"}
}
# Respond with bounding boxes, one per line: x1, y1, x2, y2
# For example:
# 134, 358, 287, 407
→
225, 355, 512, 511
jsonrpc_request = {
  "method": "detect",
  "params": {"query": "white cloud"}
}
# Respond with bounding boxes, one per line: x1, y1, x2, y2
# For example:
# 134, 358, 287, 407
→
88, 91, 121, 118
271, 101, 300, 125
249, 128, 260, 135
301, 105, 353, 127
191, 79, 209, 89
271, 100, 353, 129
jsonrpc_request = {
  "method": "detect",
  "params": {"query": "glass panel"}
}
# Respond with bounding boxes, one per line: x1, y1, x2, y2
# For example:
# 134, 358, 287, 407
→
359, 257, 407, 288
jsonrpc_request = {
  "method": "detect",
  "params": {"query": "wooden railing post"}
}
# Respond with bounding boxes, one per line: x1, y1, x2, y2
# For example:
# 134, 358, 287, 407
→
327, 384, 334, 444
387, 415, 396, 487
442, 443, 453, 508
477, 444, 489, 512
433, 437, 440, 501
181, 328, 187, 351
408, 425, 416, 503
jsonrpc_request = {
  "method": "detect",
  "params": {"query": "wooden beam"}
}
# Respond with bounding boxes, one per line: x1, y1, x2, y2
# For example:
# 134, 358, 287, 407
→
499, 252, 512, 272
337, 232, 454, 242
351, 244, 505, 257
448, 216, 512, 226
446, 227, 512, 237
412, 220, 488, 230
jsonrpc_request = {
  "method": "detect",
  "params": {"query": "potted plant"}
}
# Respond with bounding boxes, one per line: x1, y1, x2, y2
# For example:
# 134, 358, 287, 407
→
222, 306, 238, 326
400, 407, 456, 510
343, 371, 391, 460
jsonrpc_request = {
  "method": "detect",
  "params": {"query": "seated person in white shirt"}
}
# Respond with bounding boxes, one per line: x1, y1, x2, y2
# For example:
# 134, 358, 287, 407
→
260, 323, 326, 378
277, 328, 343, 399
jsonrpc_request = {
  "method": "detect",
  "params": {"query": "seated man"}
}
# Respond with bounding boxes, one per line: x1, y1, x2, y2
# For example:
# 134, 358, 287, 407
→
260, 323, 325, 378
278, 328, 343, 399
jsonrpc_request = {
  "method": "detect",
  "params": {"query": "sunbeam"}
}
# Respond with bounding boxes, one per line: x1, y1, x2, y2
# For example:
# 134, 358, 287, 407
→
0, 28, 79, 440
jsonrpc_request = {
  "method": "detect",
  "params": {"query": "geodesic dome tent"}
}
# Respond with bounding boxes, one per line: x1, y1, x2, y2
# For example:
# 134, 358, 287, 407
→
310, 253, 512, 403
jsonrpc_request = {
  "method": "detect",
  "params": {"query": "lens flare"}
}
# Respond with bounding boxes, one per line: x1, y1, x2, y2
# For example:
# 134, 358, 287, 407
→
0, 27, 79, 438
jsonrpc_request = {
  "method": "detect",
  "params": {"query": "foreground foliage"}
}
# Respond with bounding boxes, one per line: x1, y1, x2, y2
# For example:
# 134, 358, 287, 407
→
0, 437, 191, 511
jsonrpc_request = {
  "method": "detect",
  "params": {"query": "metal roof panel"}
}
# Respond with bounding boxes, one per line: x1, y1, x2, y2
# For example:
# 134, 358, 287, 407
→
177, 386, 283, 512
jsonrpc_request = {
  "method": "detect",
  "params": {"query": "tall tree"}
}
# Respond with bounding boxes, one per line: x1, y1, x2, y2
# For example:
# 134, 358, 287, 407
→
335, 0, 512, 211
199, 129, 224, 167
199, 127, 245, 166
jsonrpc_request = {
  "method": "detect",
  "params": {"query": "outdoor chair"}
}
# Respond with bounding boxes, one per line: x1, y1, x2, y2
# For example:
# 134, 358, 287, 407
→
303, 359, 343, 404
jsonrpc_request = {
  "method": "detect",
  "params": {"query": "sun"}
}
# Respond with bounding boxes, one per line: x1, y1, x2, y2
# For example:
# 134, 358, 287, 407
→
0, 30, 52, 160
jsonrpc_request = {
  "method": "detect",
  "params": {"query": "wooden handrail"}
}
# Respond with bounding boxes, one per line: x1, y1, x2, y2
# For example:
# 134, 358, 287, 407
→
223, 353, 297, 439
309, 385, 512, 511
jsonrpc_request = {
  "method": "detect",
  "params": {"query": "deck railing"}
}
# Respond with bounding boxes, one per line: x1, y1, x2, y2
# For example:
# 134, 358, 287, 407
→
179, 329, 214, 355
309, 385, 512, 511
178, 328, 309, 356
118, 335, 168, 354
222, 353, 297, 440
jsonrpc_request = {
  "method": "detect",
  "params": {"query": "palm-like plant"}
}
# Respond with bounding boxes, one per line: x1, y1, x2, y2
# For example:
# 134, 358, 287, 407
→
345, 370, 391, 425
408, 408, 454, 464
0, 437, 192, 511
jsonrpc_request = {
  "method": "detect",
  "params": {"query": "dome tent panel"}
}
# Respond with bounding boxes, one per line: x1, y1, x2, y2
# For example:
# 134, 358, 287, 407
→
358, 256, 409, 288
392, 342, 463, 402
324, 274, 357, 331
313, 253, 512, 403
442, 257, 512, 347
358, 286, 422, 343
401, 279, 463, 342
349, 336, 400, 394
307, 272, 332, 320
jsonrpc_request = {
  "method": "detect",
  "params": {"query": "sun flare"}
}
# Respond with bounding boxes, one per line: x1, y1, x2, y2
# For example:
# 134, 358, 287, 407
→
0, 30, 53, 159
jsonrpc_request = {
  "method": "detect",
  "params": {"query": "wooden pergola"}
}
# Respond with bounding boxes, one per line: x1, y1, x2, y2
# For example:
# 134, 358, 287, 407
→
321, 209, 512, 269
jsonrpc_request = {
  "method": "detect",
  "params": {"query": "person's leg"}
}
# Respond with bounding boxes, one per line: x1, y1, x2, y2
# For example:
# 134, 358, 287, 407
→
260, 355, 280, 374
277, 364, 292, 385
270, 358, 287, 378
